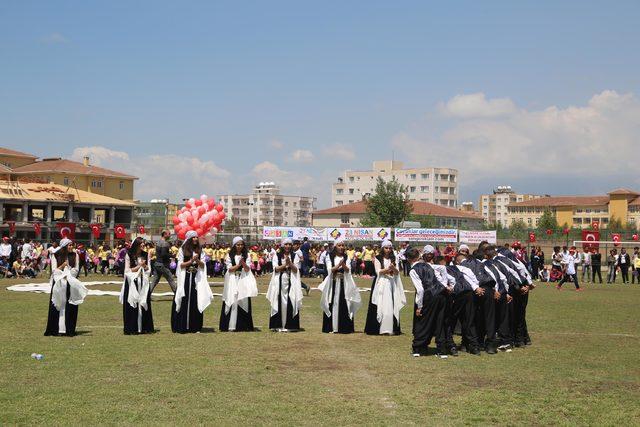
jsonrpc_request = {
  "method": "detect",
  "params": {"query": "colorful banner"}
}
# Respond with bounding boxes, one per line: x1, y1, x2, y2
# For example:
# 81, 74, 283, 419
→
394, 228, 458, 243
325, 227, 391, 241
459, 230, 497, 244
262, 226, 325, 241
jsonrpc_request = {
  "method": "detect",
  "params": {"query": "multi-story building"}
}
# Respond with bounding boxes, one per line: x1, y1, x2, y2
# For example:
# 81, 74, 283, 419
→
331, 160, 458, 208
478, 186, 543, 227
313, 200, 484, 229
0, 147, 137, 201
134, 199, 171, 237
506, 188, 640, 230
219, 182, 316, 229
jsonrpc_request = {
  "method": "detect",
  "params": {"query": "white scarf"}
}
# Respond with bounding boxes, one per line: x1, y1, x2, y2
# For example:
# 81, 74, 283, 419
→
318, 255, 361, 319
174, 248, 213, 313
119, 254, 151, 310
371, 258, 406, 323
222, 254, 258, 314
51, 267, 88, 311
266, 253, 304, 317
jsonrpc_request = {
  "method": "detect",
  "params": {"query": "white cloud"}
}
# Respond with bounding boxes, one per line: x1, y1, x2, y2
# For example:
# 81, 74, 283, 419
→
392, 90, 640, 196
289, 149, 314, 163
269, 139, 284, 149
69, 146, 231, 201
438, 92, 517, 118
40, 33, 69, 45
322, 143, 356, 160
251, 161, 314, 192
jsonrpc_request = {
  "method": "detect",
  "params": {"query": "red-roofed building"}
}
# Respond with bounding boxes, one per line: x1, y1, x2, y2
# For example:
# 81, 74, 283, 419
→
312, 200, 484, 229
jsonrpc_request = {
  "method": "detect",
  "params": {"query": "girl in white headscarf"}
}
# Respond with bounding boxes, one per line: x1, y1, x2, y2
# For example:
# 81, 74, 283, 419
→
318, 237, 361, 333
364, 239, 406, 335
120, 237, 154, 334
171, 231, 213, 333
220, 236, 258, 331
266, 238, 304, 331
44, 238, 88, 336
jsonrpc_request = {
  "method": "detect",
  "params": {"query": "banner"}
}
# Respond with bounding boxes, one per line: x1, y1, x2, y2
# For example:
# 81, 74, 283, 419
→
459, 230, 497, 244
325, 227, 391, 242
581, 230, 600, 251
394, 228, 458, 243
56, 222, 76, 239
262, 226, 325, 241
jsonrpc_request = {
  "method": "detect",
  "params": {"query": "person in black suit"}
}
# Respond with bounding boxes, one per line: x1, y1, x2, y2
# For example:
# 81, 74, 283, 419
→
590, 249, 602, 284
617, 248, 631, 283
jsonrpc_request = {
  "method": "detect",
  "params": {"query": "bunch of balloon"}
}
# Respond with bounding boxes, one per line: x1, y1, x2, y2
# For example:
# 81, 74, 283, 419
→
172, 195, 226, 240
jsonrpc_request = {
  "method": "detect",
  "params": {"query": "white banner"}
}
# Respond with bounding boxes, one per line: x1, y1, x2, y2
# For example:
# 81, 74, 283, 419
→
459, 230, 497, 244
262, 226, 325, 241
324, 227, 392, 241
394, 228, 458, 243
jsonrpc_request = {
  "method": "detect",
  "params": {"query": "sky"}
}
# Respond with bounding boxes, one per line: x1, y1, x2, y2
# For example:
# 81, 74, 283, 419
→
1, 1, 639, 208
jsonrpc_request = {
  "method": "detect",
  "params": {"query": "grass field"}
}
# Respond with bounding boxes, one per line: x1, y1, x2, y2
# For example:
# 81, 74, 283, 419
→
1, 274, 639, 425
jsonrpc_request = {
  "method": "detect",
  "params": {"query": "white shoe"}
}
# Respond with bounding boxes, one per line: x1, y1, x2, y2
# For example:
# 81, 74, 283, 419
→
412, 353, 421, 357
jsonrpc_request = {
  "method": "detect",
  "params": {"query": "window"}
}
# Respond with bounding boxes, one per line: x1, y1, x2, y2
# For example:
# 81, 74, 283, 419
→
285, 201, 289, 206
336, 201, 343, 206
434, 186, 439, 193
421, 173, 429, 179
341, 214, 350, 223
349, 176, 354, 182
420, 186, 428, 192
349, 188, 354, 194
410, 174, 416, 180
119, 181, 124, 190
450, 175, 456, 182
91, 179, 103, 188
336, 189, 343, 195
63, 177, 69, 186
410, 186, 416, 192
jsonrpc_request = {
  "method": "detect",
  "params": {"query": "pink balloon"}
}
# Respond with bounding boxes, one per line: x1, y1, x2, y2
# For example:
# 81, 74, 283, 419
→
185, 201, 192, 209
186, 216, 194, 226
200, 194, 208, 202
198, 206, 206, 215
211, 227, 218, 234
207, 200, 215, 209
218, 211, 226, 220
214, 204, 223, 212
195, 228, 203, 236
178, 230, 186, 240
172, 216, 180, 225
195, 199, 203, 207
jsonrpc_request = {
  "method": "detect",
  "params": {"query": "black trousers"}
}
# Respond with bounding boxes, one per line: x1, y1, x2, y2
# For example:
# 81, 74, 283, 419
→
592, 266, 602, 283
447, 290, 479, 350
512, 290, 529, 344
475, 286, 497, 349
496, 293, 512, 346
412, 292, 446, 354
620, 266, 629, 283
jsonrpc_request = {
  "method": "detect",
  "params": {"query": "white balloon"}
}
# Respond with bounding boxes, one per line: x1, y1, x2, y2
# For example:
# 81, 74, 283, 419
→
200, 194, 208, 202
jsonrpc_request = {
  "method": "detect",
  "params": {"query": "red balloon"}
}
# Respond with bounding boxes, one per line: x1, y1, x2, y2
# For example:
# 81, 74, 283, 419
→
195, 199, 203, 207
218, 211, 226, 220
207, 199, 215, 209
186, 216, 194, 225
177, 230, 186, 240
185, 201, 192, 209
215, 204, 223, 212
633, 234, 639, 241
195, 228, 203, 236
172, 216, 180, 225
198, 206, 206, 215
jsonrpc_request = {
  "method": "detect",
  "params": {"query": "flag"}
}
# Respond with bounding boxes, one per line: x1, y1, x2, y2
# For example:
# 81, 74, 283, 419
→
114, 224, 127, 239
7, 221, 15, 236
612, 233, 621, 247
56, 222, 76, 239
90, 223, 101, 238
591, 221, 599, 230
581, 230, 599, 251
528, 232, 536, 243
137, 224, 145, 234
33, 222, 41, 236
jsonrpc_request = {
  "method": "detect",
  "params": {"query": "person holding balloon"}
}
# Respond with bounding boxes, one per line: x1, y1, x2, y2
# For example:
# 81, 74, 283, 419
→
171, 230, 213, 333
220, 236, 258, 332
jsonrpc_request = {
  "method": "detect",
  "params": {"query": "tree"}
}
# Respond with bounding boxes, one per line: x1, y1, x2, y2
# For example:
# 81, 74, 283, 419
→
537, 208, 558, 231
360, 177, 412, 227
509, 219, 527, 237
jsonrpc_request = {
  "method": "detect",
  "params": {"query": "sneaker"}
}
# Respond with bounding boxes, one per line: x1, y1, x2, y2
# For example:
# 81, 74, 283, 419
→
411, 353, 422, 358
435, 353, 449, 359
449, 347, 459, 357
498, 344, 513, 352
576, 288, 584, 292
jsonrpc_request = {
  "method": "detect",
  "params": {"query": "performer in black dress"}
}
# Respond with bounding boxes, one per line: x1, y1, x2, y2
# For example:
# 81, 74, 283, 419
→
318, 237, 362, 334
120, 237, 154, 334
171, 231, 213, 333
266, 238, 304, 331
44, 238, 88, 336
220, 236, 258, 332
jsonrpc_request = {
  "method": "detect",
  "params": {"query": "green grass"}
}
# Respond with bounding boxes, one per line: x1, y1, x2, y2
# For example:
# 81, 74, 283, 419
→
1, 274, 639, 425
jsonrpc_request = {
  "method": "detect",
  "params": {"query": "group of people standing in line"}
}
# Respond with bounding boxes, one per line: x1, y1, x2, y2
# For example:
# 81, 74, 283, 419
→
43, 231, 536, 359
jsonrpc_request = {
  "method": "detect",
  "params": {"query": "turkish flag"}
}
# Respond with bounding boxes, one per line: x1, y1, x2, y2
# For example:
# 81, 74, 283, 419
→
528, 232, 536, 243
591, 221, 599, 230
114, 224, 127, 239
33, 222, 42, 236
581, 230, 600, 251
633, 234, 639, 241
138, 224, 145, 234
56, 222, 76, 239
6, 221, 15, 236
612, 233, 621, 247
90, 223, 102, 238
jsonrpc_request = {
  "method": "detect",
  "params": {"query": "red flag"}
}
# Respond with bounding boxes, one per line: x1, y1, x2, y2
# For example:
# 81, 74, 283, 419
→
56, 222, 76, 239
33, 222, 42, 236
137, 224, 145, 234
90, 223, 101, 238
546, 229, 553, 235
562, 228, 570, 235
7, 221, 15, 236
114, 224, 127, 239
581, 230, 599, 251
633, 234, 639, 241
591, 221, 599, 230
612, 233, 621, 247
528, 232, 536, 243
